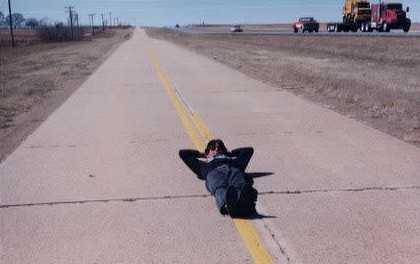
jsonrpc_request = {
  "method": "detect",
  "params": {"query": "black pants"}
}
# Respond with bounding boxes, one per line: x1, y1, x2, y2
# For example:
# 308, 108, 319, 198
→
205, 165, 252, 212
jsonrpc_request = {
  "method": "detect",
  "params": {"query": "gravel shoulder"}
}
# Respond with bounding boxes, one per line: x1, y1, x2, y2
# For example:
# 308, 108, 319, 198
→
145, 28, 420, 148
0, 29, 133, 162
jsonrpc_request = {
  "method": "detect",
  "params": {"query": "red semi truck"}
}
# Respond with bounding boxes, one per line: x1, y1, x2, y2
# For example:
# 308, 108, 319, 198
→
370, 2, 411, 32
327, 1, 411, 33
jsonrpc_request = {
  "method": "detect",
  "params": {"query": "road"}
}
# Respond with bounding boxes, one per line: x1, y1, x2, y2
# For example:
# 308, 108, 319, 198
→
1, 28, 420, 264
180, 27, 420, 37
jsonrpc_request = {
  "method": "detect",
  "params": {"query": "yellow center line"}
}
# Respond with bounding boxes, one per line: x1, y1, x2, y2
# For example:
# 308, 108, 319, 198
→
148, 49, 274, 264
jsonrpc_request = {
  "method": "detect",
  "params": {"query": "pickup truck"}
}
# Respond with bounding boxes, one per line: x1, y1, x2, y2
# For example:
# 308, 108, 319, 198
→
293, 17, 320, 33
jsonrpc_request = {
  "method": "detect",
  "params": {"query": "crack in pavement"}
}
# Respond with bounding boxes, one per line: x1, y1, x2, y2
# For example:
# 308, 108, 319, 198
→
25, 144, 88, 149
2, 185, 419, 209
259, 185, 420, 196
0, 193, 210, 209
24, 138, 175, 149
261, 218, 291, 264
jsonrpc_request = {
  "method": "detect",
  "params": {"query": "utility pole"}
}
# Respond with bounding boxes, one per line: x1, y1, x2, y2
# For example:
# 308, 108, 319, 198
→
7, 0, 15, 47
88, 13, 95, 35
101, 13, 105, 31
75, 13, 79, 40
65, 6, 75, 40
109, 12, 112, 27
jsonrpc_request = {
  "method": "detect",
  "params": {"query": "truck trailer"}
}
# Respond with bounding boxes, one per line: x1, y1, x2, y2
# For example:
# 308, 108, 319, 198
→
327, 0, 372, 32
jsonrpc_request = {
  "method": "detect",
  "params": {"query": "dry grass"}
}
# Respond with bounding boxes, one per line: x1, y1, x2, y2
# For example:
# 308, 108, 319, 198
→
0, 28, 133, 161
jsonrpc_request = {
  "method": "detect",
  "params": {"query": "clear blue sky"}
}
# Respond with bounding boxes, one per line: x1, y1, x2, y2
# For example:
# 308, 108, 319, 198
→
1, 0, 418, 26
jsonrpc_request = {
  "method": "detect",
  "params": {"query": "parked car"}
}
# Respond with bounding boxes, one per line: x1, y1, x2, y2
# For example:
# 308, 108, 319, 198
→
230, 25, 243, 33
293, 17, 320, 33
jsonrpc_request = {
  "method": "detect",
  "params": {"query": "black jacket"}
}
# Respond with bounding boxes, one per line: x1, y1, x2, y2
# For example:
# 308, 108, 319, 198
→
179, 147, 254, 180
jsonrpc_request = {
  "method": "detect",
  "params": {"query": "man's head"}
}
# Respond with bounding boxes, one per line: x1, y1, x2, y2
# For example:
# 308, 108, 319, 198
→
205, 139, 228, 158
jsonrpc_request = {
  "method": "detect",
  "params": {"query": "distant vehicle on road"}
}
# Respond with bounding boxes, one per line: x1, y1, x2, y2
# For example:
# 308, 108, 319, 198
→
230, 25, 243, 33
370, 2, 411, 32
293, 17, 320, 33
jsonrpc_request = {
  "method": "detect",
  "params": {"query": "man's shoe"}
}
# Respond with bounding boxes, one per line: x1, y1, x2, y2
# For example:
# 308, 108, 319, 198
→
220, 204, 229, 215
236, 186, 258, 217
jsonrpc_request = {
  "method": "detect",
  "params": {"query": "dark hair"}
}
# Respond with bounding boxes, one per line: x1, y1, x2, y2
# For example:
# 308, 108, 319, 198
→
205, 139, 228, 155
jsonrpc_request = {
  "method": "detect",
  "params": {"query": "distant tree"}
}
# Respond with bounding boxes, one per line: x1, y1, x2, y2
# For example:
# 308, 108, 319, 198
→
39, 17, 51, 26
25, 18, 39, 29
6, 13, 25, 28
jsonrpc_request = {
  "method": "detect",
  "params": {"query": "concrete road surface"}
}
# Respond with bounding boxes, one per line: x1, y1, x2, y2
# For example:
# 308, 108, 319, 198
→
1, 28, 420, 264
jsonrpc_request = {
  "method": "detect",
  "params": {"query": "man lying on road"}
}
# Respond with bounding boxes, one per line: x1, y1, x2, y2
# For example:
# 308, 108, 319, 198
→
179, 139, 258, 217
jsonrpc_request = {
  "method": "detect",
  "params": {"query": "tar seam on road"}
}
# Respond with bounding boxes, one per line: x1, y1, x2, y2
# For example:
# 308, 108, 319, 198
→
2, 185, 418, 209
24, 144, 87, 149
260, 219, 291, 263
147, 48, 275, 264
259, 185, 420, 195
0, 193, 210, 209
